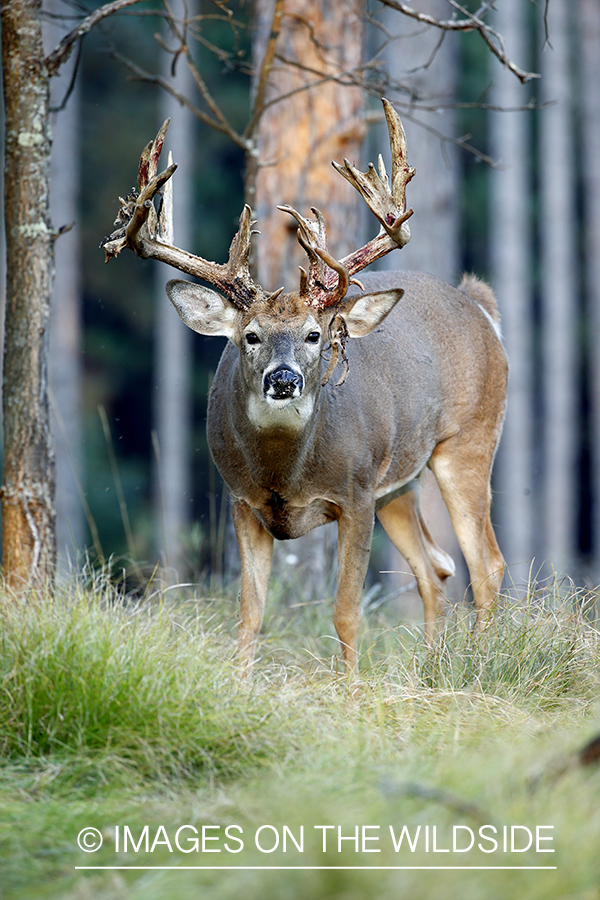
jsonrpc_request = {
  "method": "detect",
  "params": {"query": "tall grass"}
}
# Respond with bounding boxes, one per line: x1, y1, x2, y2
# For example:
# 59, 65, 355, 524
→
406, 597, 598, 707
2, 575, 600, 900
0, 577, 285, 784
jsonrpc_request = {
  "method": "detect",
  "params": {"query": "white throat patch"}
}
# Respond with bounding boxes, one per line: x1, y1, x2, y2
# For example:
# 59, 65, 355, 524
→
246, 392, 315, 431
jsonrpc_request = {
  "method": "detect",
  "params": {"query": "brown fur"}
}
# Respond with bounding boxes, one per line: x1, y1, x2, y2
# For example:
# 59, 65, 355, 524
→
458, 273, 501, 325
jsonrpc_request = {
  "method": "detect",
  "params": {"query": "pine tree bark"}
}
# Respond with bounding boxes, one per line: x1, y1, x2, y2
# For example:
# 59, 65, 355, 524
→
252, 0, 365, 291
1, 0, 56, 587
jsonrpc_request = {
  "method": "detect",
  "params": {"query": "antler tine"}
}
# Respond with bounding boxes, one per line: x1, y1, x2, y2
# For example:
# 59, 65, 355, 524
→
322, 98, 416, 281
138, 118, 170, 191
383, 98, 415, 220
332, 99, 414, 248
278, 204, 350, 308
101, 122, 262, 310
158, 150, 174, 244
313, 247, 349, 308
278, 204, 327, 280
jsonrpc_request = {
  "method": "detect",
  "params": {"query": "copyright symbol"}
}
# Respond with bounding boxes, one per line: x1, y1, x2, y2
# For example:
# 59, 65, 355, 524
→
77, 827, 103, 852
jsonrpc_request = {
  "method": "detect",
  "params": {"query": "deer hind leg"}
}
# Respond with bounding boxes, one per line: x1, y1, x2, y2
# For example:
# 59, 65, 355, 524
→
376, 482, 455, 643
232, 499, 274, 673
428, 440, 505, 627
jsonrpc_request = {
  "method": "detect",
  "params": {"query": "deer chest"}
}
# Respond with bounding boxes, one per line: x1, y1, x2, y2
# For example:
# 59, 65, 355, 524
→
254, 490, 340, 541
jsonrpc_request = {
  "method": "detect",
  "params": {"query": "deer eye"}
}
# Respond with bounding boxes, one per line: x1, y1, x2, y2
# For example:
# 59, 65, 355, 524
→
245, 332, 261, 346
305, 331, 320, 344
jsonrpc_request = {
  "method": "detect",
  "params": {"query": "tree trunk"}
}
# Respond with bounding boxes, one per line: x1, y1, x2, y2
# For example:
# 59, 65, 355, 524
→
153, 0, 194, 581
251, 0, 364, 598
489, 0, 534, 588
252, 0, 365, 291
1, 0, 56, 588
578, 0, 600, 578
46, 3, 85, 573
539, 0, 577, 574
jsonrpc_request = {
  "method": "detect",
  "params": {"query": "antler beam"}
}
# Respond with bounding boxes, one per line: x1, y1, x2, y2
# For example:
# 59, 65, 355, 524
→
101, 120, 262, 309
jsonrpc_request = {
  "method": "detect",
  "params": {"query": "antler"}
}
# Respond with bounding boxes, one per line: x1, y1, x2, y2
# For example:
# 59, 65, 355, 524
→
335, 98, 415, 277
279, 99, 415, 307
277, 205, 357, 309
101, 120, 263, 310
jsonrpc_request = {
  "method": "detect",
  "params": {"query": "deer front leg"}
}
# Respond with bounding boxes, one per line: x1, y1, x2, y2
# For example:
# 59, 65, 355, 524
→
232, 499, 274, 674
333, 509, 375, 675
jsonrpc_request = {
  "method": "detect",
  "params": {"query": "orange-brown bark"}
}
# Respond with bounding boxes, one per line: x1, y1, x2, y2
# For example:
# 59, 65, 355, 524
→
252, 0, 365, 291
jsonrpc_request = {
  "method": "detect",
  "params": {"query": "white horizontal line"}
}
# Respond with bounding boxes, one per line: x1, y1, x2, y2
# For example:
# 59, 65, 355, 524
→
75, 866, 558, 871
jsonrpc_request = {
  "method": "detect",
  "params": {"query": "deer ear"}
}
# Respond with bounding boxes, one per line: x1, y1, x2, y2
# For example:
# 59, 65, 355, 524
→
340, 289, 404, 338
166, 279, 239, 338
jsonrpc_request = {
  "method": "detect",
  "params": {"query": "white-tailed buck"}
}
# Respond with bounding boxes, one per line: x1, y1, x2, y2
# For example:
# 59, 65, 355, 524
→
102, 99, 507, 674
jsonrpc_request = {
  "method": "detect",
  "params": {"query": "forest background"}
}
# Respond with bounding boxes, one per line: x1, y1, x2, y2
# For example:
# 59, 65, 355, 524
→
1, 0, 597, 608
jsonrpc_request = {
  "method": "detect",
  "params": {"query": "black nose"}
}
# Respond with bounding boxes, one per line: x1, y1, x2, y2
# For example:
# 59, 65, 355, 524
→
264, 365, 303, 398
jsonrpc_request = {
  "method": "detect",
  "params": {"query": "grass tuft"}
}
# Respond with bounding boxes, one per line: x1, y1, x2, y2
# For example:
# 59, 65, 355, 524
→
0, 579, 284, 784
413, 596, 600, 708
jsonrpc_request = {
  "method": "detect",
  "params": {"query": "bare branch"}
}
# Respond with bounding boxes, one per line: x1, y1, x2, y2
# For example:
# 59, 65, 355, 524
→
245, 0, 285, 141
45, 0, 149, 75
375, 0, 540, 83
108, 46, 250, 151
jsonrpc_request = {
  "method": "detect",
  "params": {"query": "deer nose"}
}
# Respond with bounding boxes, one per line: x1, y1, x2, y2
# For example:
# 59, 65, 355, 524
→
263, 365, 304, 398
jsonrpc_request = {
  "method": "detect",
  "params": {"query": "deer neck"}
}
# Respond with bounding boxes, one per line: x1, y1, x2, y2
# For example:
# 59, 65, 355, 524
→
228, 369, 325, 488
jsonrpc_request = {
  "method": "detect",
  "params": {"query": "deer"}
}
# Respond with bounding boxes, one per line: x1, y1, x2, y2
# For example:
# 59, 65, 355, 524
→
102, 99, 508, 675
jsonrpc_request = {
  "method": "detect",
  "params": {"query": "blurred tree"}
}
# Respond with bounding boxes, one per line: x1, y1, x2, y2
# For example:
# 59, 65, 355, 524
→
152, 0, 195, 581
489, 0, 535, 589
252, 0, 365, 288
539, 0, 578, 573
578, 0, 600, 575
46, 0, 85, 574
373, 0, 465, 606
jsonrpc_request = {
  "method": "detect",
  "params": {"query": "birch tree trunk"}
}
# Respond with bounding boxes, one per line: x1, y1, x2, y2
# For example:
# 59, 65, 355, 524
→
489, 0, 534, 588
539, 0, 577, 574
1, 0, 56, 588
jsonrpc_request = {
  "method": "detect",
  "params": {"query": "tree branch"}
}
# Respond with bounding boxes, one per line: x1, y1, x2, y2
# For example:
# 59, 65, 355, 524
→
45, 0, 149, 75
376, 0, 540, 83
245, 0, 285, 141
109, 46, 249, 150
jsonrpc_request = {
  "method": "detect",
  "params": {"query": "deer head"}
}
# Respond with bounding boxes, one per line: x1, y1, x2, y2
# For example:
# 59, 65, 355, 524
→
101, 100, 415, 420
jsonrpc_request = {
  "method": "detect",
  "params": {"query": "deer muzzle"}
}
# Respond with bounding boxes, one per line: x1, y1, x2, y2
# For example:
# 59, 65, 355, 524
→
263, 365, 304, 402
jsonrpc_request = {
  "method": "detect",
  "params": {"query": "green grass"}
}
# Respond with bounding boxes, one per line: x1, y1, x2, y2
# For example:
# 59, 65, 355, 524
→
1, 574, 600, 899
